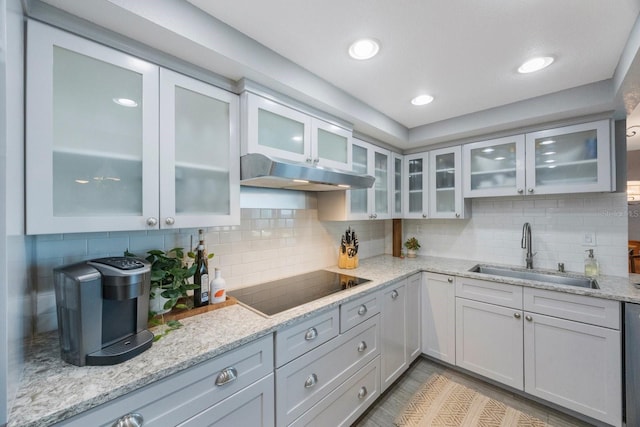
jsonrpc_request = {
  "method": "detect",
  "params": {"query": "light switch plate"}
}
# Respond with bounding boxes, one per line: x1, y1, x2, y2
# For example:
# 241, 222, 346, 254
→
582, 231, 596, 246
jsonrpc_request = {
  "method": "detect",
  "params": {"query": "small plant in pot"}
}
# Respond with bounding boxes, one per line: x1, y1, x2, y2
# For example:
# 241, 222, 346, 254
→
125, 248, 197, 315
404, 237, 421, 258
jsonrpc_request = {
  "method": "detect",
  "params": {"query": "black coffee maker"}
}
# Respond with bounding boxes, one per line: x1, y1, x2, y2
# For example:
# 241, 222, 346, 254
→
54, 256, 153, 366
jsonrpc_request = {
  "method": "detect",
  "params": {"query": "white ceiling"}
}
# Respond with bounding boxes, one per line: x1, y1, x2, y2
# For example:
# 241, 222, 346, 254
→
184, 0, 639, 128
36, 0, 640, 149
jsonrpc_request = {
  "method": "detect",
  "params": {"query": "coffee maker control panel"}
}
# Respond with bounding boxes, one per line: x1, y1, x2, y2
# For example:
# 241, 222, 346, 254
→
91, 256, 147, 270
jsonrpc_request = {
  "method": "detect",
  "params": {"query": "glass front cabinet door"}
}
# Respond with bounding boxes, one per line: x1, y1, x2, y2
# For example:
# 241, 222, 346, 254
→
26, 21, 160, 234
403, 153, 429, 218
159, 69, 240, 229
463, 135, 526, 198
349, 140, 390, 219
392, 152, 404, 217
429, 146, 466, 219
524, 120, 612, 195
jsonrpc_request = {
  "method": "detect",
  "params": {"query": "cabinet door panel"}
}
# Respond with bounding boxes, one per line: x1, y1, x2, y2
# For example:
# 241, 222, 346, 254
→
455, 298, 524, 390
27, 20, 160, 234
159, 69, 239, 228
313, 120, 351, 170
381, 281, 407, 391
524, 313, 621, 426
406, 273, 422, 361
422, 273, 455, 364
392, 154, 404, 217
403, 153, 428, 218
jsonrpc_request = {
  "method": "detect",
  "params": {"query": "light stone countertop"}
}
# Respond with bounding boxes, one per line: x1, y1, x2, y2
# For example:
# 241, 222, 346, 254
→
9, 254, 640, 427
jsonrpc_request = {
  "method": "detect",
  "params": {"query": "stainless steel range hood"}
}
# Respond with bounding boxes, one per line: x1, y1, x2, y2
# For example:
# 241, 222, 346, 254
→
240, 153, 375, 191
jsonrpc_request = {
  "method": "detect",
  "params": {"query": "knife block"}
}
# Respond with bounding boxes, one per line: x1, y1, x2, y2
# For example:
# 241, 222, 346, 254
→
338, 247, 358, 269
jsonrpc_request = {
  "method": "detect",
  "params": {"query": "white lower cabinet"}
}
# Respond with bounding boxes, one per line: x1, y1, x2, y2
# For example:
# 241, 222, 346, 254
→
455, 297, 524, 390
55, 334, 274, 426
454, 279, 622, 426
380, 274, 422, 392
421, 272, 455, 364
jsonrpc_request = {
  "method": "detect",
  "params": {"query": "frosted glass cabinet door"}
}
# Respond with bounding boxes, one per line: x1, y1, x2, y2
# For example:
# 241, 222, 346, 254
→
403, 153, 429, 218
524, 120, 612, 195
313, 120, 352, 170
463, 135, 526, 198
373, 149, 390, 218
26, 21, 160, 234
243, 93, 312, 164
159, 69, 240, 228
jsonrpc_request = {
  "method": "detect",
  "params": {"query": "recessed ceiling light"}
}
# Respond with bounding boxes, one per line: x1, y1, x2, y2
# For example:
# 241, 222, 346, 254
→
113, 97, 138, 107
411, 94, 434, 106
518, 56, 554, 74
348, 38, 380, 60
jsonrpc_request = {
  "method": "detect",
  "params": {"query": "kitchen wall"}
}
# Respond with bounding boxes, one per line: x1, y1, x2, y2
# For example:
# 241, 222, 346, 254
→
404, 192, 629, 276
33, 205, 388, 333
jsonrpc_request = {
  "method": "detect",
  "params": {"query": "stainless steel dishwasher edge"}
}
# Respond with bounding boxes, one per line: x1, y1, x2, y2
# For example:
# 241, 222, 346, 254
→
625, 302, 640, 426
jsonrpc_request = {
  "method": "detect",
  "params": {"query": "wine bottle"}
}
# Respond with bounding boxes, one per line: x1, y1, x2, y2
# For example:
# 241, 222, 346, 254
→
193, 235, 209, 307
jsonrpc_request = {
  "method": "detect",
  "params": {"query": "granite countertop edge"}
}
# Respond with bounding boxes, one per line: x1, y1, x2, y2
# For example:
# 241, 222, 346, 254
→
10, 254, 640, 426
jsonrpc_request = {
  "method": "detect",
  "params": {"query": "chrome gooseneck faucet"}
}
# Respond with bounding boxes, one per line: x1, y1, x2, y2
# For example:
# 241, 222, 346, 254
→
521, 222, 535, 269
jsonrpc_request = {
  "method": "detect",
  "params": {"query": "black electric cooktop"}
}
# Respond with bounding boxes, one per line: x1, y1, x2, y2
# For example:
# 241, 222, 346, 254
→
228, 270, 371, 316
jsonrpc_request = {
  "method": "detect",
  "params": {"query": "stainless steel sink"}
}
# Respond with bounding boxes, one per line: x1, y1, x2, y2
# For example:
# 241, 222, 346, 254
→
469, 264, 599, 289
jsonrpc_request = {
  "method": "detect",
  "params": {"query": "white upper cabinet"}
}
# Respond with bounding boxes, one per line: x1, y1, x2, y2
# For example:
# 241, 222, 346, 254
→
524, 120, 612, 195
317, 139, 390, 221
392, 153, 403, 217
241, 92, 352, 170
463, 135, 526, 198
429, 146, 467, 219
463, 120, 613, 198
403, 152, 429, 219
159, 69, 240, 229
26, 21, 240, 234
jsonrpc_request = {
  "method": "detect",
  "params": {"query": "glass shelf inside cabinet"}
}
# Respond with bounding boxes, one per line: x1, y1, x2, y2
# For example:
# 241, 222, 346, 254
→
469, 142, 517, 190
533, 129, 598, 186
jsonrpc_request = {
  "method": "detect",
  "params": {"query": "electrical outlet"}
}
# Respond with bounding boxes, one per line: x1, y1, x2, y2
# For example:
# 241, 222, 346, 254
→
582, 231, 596, 246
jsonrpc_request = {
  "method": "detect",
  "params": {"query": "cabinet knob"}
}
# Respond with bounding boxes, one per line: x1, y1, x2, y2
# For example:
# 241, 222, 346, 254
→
304, 327, 318, 341
358, 386, 368, 400
373, 213, 378, 219
146, 217, 158, 227
304, 373, 318, 388
215, 367, 238, 386
164, 217, 175, 225
517, 188, 524, 194
313, 158, 320, 164
447, 277, 453, 283
306, 158, 312, 163
514, 312, 521, 319
357, 304, 368, 316
527, 188, 534, 194
455, 213, 461, 218
422, 214, 427, 219
525, 315, 533, 322
391, 290, 399, 300
357, 341, 368, 353
113, 413, 143, 427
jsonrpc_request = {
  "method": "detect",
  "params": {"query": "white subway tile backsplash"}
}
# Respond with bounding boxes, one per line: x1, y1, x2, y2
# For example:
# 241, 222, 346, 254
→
87, 236, 129, 255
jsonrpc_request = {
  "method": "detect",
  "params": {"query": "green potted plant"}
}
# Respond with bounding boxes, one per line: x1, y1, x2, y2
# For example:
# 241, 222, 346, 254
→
126, 248, 197, 315
404, 237, 421, 258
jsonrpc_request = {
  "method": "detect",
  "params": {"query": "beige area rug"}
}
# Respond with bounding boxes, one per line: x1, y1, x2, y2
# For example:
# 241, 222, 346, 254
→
395, 374, 550, 427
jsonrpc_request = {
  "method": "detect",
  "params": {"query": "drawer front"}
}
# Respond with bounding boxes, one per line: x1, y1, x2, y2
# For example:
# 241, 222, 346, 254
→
289, 357, 380, 427
275, 307, 339, 367
178, 373, 274, 427
276, 315, 380, 426
58, 334, 274, 427
523, 287, 620, 329
456, 277, 523, 309
340, 291, 381, 332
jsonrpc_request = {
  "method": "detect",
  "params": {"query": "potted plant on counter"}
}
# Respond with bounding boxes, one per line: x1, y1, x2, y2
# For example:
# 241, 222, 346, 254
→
126, 248, 197, 315
404, 237, 421, 258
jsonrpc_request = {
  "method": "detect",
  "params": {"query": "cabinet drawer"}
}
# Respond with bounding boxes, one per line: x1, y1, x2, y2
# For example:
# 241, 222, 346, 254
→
57, 334, 274, 427
289, 357, 380, 427
178, 373, 274, 427
275, 307, 340, 367
523, 287, 620, 329
340, 291, 380, 332
276, 315, 379, 426
456, 277, 522, 309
